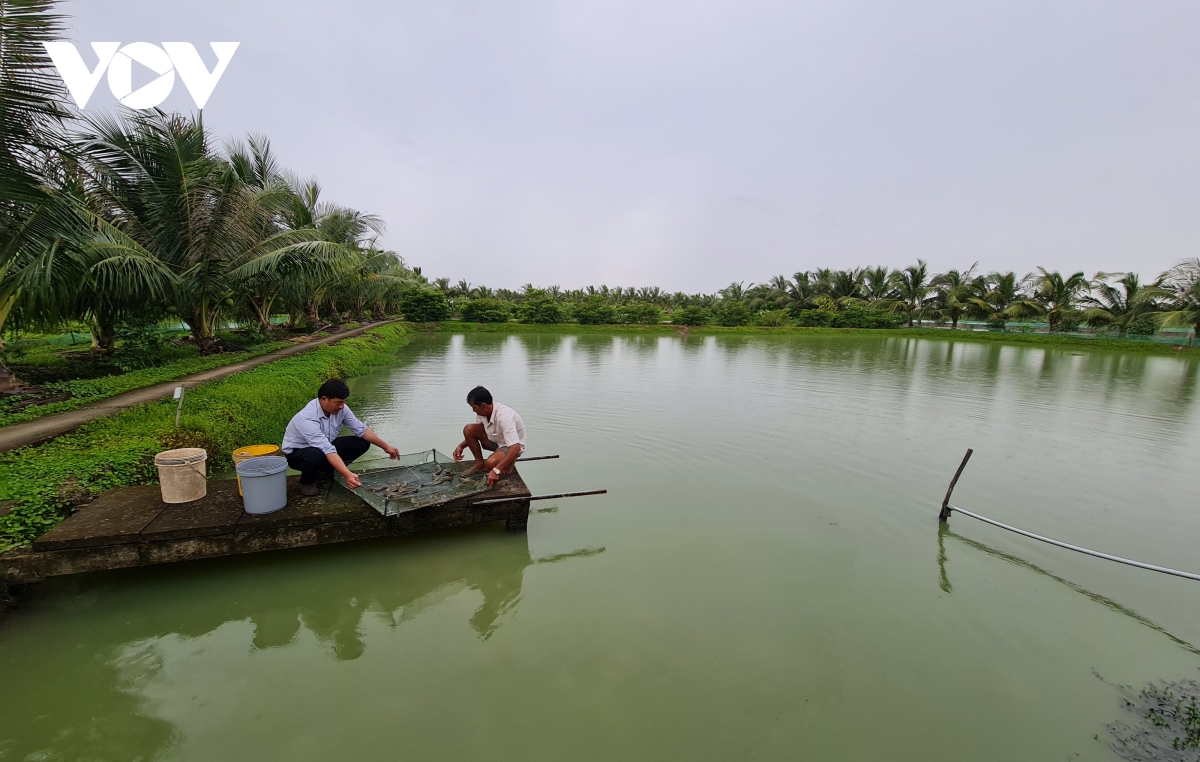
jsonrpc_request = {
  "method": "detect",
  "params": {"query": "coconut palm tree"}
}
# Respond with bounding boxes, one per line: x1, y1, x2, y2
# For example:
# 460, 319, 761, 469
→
861, 266, 894, 303
969, 271, 1023, 329
931, 264, 982, 329
827, 268, 864, 304
275, 174, 387, 328
1142, 258, 1200, 345
80, 111, 345, 350
1025, 268, 1089, 332
336, 247, 411, 322
1080, 272, 1159, 334
226, 136, 344, 334
0, 0, 75, 388
892, 260, 934, 326
719, 281, 749, 302
787, 272, 819, 311
79, 110, 248, 353
811, 268, 835, 297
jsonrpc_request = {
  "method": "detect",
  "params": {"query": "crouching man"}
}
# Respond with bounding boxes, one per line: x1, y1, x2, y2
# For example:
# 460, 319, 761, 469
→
453, 385, 526, 486
282, 378, 400, 495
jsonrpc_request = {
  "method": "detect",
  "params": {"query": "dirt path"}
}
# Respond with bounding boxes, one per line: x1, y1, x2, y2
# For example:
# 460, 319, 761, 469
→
0, 321, 400, 454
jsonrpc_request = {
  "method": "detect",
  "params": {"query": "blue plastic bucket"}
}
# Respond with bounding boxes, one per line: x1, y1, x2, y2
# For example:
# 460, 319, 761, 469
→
235, 455, 288, 514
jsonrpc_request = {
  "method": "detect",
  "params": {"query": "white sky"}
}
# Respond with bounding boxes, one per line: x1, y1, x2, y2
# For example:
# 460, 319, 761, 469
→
61, 0, 1200, 292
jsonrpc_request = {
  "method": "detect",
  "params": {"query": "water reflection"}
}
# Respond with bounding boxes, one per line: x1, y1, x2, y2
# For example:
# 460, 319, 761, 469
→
0, 529, 603, 760
935, 523, 1199, 656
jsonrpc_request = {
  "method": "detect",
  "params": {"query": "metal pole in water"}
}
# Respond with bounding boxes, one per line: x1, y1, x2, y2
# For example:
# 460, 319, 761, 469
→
940, 448, 972, 522
940, 449, 1200, 582
475, 489, 609, 506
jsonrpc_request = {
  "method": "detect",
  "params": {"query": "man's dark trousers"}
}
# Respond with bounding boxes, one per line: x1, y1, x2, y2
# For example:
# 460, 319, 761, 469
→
286, 436, 370, 484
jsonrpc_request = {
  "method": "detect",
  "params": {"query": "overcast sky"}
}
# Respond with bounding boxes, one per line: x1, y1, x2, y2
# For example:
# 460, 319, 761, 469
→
60, 0, 1200, 292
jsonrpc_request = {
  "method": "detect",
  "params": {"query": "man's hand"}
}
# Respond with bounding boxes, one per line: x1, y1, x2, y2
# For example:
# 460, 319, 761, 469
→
345, 472, 362, 489
385, 445, 400, 460
486, 468, 499, 487
453, 444, 465, 462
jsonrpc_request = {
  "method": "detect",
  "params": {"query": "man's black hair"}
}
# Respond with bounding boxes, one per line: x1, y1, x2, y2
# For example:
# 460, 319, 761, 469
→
466, 385, 492, 405
318, 378, 351, 400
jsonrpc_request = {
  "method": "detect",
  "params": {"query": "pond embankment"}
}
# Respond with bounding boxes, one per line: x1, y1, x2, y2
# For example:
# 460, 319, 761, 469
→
0, 323, 412, 554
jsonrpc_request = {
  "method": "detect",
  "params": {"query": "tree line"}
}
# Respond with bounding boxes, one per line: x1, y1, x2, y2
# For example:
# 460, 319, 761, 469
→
414, 262, 1200, 342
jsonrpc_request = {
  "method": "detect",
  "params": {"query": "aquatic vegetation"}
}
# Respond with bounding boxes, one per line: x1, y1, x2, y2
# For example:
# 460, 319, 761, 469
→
1107, 678, 1200, 761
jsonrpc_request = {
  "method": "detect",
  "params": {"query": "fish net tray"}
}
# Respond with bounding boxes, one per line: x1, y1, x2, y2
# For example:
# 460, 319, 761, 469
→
338, 449, 491, 516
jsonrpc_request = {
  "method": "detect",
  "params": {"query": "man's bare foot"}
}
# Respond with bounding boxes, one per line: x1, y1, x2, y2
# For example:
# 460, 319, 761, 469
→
461, 462, 487, 476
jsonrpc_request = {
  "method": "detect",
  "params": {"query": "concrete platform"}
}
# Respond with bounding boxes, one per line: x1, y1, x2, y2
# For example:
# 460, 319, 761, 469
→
0, 471, 531, 583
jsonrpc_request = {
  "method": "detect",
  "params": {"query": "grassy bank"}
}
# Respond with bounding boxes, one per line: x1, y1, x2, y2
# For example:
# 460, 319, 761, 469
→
0, 324, 410, 552
429, 322, 1200, 356
0, 340, 292, 427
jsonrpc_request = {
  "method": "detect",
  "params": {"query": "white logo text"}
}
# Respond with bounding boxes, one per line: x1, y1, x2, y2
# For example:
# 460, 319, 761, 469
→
42, 42, 239, 110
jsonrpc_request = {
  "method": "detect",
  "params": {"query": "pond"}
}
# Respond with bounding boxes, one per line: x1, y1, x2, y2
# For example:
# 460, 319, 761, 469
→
2, 332, 1199, 761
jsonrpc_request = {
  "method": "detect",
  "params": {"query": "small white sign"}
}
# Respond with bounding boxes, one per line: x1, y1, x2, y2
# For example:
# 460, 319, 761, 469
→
174, 386, 184, 399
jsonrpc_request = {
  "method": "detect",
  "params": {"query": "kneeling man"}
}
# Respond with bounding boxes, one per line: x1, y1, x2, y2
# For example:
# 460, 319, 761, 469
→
453, 386, 526, 486
282, 378, 399, 495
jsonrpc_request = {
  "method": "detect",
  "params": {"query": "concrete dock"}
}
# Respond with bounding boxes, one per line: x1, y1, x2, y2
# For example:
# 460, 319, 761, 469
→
0, 472, 531, 584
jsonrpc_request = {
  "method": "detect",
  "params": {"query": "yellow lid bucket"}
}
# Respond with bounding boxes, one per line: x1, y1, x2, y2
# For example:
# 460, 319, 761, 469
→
232, 444, 283, 495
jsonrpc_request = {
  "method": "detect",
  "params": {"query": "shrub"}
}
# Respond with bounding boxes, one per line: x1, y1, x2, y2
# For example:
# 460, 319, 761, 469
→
1125, 314, 1158, 336
793, 306, 904, 329
111, 317, 173, 371
516, 294, 566, 324
400, 289, 452, 321
1054, 311, 1083, 333
618, 302, 663, 324
460, 298, 514, 323
793, 309, 834, 327
572, 296, 618, 325
712, 302, 750, 327
672, 306, 711, 326
986, 315, 1008, 331
834, 306, 905, 328
751, 309, 792, 327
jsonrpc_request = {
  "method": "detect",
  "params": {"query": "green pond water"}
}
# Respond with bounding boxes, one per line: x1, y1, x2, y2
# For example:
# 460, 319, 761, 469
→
3, 332, 1200, 761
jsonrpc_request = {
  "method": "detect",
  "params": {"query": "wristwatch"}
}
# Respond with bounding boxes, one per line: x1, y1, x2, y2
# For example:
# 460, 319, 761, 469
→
492, 467, 501, 476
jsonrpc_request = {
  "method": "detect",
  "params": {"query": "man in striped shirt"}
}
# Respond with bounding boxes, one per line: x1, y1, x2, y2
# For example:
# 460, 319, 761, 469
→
453, 386, 526, 486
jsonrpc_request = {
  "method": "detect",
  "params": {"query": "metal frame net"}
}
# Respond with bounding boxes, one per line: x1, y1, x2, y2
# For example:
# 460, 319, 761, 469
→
338, 449, 492, 516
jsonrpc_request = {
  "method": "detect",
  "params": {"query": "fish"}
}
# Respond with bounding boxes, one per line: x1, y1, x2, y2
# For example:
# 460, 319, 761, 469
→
371, 480, 418, 500
428, 464, 456, 486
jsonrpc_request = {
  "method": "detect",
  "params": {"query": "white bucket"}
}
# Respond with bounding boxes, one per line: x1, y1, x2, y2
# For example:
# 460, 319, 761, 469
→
236, 455, 289, 514
154, 448, 208, 503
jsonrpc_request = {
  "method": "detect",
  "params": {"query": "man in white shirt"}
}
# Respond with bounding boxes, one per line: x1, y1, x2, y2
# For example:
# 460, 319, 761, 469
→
282, 378, 400, 495
453, 386, 526, 487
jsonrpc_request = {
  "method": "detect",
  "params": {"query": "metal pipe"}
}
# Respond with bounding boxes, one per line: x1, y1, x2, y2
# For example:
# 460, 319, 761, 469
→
472, 489, 607, 507
941, 448, 1199, 582
940, 448, 972, 522
946, 504, 1200, 582
516, 455, 560, 462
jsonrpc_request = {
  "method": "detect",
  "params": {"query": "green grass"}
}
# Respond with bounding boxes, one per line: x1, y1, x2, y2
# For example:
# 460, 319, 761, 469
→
0, 340, 292, 426
0, 324, 410, 552
429, 321, 1200, 356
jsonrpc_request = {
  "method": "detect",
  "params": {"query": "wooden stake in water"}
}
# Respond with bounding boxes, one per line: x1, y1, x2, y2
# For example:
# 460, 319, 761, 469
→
174, 385, 185, 428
